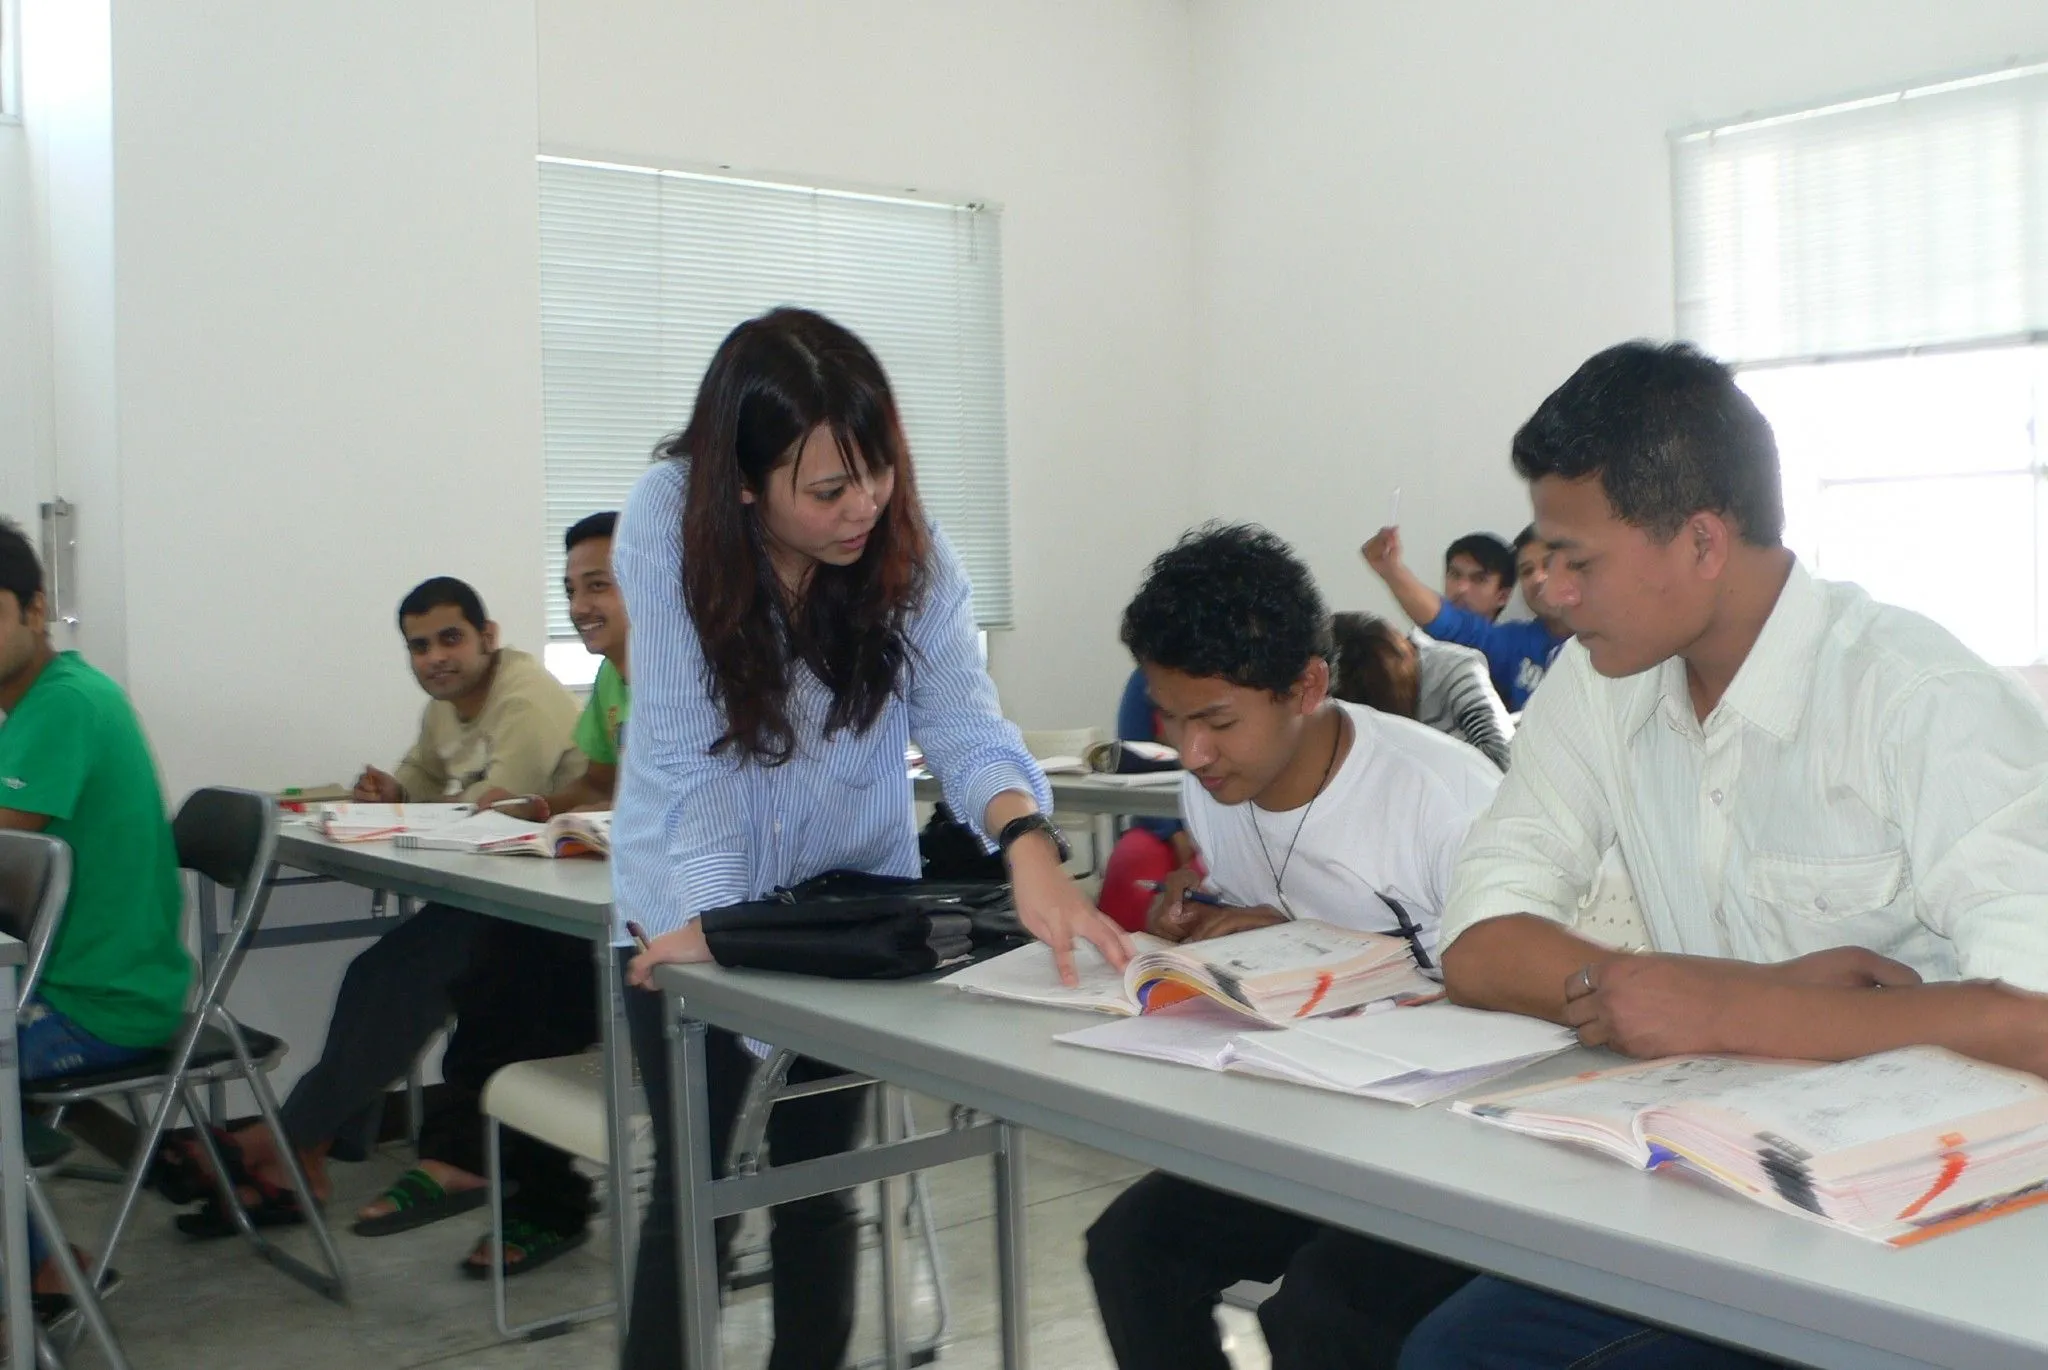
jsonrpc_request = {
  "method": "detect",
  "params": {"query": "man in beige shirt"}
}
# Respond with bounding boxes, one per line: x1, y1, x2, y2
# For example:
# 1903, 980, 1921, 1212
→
1396, 342, 2048, 1370
166, 576, 589, 1251
356, 576, 584, 802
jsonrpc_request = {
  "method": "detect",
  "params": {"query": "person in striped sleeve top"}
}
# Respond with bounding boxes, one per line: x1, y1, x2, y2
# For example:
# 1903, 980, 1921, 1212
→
614, 307, 1127, 1370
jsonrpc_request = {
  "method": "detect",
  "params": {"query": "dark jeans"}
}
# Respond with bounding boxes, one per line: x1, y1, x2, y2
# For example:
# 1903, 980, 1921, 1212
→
276, 902, 597, 1228
1087, 1173, 1475, 1370
622, 954, 867, 1370
278, 903, 482, 1159
1397, 1277, 1789, 1370
420, 918, 599, 1231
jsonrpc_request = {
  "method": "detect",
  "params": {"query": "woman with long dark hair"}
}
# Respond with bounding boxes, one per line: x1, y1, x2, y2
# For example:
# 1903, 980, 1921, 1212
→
614, 307, 1129, 1367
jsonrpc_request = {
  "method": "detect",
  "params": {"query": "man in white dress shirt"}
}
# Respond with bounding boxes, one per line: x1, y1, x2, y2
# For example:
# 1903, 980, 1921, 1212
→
1398, 340, 2048, 1370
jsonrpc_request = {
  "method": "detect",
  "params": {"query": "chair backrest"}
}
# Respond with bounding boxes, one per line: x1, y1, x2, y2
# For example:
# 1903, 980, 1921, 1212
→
0, 830, 72, 1007
173, 786, 275, 890
172, 786, 280, 1012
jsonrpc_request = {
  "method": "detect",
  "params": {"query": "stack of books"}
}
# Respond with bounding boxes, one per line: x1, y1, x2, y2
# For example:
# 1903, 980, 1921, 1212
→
1455, 1046, 2048, 1246
313, 802, 475, 843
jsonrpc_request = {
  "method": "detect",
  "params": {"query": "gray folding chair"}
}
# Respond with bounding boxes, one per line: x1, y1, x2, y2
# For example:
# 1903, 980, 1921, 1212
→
24, 786, 349, 1310
0, 829, 133, 1369
724, 1050, 952, 1368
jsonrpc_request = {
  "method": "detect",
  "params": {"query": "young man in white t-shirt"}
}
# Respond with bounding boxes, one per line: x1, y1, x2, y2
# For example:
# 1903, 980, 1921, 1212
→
1085, 523, 1501, 1370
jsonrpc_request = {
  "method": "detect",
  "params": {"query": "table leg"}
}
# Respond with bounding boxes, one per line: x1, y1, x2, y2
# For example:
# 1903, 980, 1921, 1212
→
0, 963, 32, 1370
877, 1084, 906, 1370
597, 940, 637, 1349
994, 1120, 1029, 1370
667, 999, 721, 1369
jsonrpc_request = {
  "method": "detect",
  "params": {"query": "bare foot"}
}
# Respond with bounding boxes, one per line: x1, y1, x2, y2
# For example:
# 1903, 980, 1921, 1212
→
355, 1159, 486, 1223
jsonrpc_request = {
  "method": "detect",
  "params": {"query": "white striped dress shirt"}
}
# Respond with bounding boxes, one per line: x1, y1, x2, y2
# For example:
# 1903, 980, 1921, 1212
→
1442, 562, 2048, 992
609, 458, 1048, 943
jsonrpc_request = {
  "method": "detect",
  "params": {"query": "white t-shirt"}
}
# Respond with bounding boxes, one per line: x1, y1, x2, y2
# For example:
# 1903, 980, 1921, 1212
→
1180, 701, 1501, 958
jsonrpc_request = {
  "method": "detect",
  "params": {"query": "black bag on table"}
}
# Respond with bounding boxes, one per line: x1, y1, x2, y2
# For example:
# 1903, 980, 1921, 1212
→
698, 870, 1026, 980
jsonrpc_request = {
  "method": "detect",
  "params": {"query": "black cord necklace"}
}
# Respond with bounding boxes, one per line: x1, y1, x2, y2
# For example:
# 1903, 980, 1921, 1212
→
1252, 710, 1346, 919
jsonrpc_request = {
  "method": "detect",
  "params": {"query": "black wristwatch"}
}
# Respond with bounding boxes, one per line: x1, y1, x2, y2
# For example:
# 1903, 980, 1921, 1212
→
997, 812, 1070, 864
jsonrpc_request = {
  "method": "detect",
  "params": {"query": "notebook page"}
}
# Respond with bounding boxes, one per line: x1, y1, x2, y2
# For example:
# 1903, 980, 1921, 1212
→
1056, 1000, 1264, 1069
405, 810, 543, 847
1178, 920, 1397, 978
941, 935, 1170, 1014
1292, 1003, 1575, 1075
1683, 1048, 2047, 1156
1465, 1056, 1809, 1131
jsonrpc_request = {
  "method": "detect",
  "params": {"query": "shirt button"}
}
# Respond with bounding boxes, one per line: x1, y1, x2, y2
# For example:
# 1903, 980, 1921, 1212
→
1709, 789, 1724, 805
1814, 895, 1830, 912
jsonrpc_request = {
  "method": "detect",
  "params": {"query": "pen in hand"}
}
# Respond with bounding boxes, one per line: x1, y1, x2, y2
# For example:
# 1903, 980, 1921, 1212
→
1135, 879, 1233, 909
626, 920, 652, 953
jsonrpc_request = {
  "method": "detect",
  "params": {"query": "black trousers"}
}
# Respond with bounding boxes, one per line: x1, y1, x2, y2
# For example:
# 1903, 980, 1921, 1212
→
1086, 1173, 1475, 1370
276, 902, 597, 1227
420, 917, 600, 1231
622, 954, 867, 1370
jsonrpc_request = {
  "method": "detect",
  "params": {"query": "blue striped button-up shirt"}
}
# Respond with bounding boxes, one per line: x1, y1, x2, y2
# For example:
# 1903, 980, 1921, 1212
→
610, 458, 1049, 942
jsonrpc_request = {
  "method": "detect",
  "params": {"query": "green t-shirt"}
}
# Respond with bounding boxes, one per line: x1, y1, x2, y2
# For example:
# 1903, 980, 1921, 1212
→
571, 659, 631, 767
0, 653, 191, 1047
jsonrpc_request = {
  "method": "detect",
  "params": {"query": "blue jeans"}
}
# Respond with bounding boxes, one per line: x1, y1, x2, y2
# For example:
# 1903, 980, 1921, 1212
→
18, 998, 153, 1271
1397, 1277, 1786, 1370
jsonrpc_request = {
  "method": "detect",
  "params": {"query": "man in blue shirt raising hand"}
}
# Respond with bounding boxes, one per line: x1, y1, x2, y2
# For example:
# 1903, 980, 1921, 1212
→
1363, 522, 1568, 710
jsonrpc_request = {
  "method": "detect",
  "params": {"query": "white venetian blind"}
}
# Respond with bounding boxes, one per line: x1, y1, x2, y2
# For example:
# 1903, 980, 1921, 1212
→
537, 155, 1013, 643
1673, 63, 2048, 365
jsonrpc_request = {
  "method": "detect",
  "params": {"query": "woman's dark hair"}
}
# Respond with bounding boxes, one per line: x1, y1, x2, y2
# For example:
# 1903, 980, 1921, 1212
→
1121, 523, 1329, 696
666, 307, 932, 764
1328, 612, 1420, 719
1511, 340, 1784, 547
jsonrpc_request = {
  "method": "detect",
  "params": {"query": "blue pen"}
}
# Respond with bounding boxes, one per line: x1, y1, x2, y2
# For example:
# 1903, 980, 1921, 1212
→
1136, 879, 1233, 908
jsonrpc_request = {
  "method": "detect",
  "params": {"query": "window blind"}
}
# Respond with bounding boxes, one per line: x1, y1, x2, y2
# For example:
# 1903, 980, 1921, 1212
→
1673, 63, 2048, 365
537, 155, 1013, 642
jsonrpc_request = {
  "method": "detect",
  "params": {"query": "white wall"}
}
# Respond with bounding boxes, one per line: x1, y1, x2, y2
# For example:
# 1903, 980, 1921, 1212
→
536, 0, 1202, 732
58, 0, 546, 1093
1190, 0, 2048, 620
109, 0, 547, 800
0, 122, 44, 530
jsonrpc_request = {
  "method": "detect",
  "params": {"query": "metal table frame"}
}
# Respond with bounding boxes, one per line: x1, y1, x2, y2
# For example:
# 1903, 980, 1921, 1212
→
262, 832, 635, 1353
654, 962, 2048, 1370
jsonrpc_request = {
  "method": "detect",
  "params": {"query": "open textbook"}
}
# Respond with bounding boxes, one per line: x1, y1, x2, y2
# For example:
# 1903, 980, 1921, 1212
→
313, 802, 476, 843
1059, 999, 1574, 1105
940, 920, 1439, 1026
393, 809, 612, 859
1454, 1047, 2048, 1246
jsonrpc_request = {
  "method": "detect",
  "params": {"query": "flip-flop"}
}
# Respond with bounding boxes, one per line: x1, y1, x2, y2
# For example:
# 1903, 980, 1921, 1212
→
352, 1167, 490, 1237
174, 1176, 308, 1239
150, 1127, 246, 1206
461, 1218, 590, 1280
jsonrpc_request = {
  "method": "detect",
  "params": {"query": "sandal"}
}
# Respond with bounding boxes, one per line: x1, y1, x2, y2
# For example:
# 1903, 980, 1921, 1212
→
32, 1266, 122, 1329
173, 1175, 308, 1240
351, 1168, 490, 1237
461, 1217, 589, 1280
150, 1127, 244, 1206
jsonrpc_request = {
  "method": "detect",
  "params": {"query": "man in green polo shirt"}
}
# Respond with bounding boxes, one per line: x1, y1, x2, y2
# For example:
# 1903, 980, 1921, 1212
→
0, 517, 191, 1289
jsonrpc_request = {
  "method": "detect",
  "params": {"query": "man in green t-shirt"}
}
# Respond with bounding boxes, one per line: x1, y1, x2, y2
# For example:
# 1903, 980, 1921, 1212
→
0, 518, 192, 1288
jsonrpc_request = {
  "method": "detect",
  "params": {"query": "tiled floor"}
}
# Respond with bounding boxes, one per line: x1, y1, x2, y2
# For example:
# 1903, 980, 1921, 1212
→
34, 1109, 1273, 1369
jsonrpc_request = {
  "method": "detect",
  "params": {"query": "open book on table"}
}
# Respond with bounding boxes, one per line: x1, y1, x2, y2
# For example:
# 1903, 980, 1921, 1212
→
1058, 999, 1575, 1105
392, 809, 612, 859
313, 802, 476, 843
939, 919, 1439, 1026
1453, 1046, 2048, 1246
